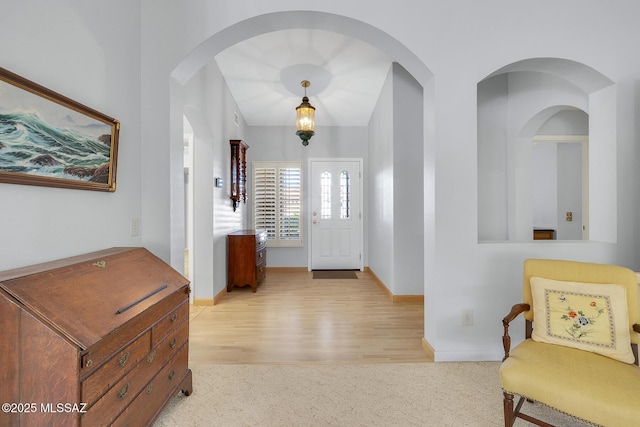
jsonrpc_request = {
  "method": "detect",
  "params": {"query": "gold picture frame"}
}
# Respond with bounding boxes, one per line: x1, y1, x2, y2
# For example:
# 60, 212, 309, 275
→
0, 66, 120, 192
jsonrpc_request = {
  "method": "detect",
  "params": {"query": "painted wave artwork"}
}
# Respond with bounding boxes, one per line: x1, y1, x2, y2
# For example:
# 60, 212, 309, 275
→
0, 111, 112, 183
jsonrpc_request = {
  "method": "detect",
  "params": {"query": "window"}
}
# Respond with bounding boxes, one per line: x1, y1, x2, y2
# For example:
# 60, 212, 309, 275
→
253, 161, 303, 247
320, 171, 331, 219
340, 170, 351, 219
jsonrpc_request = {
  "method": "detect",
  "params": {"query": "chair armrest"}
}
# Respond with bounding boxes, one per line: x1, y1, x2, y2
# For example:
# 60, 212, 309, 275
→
501, 303, 530, 362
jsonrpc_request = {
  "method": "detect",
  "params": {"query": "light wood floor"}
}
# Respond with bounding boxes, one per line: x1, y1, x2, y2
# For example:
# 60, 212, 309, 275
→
188, 269, 430, 364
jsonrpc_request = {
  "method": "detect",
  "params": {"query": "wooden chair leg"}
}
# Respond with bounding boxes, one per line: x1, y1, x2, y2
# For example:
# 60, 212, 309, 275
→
503, 391, 515, 427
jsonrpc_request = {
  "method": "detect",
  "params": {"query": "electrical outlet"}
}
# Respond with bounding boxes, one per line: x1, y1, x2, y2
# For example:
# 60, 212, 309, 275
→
130, 218, 140, 237
462, 309, 473, 326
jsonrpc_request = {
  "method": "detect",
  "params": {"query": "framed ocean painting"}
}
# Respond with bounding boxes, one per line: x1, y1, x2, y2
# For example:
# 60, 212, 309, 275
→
0, 66, 119, 192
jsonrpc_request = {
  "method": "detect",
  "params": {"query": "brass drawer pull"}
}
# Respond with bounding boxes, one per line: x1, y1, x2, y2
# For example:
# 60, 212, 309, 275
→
169, 337, 177, 348
118, 383, 130, 400
146, 382, 154, 395
118, 351, 130, 367
147, 351, 156, 364
85, 358, 93, 368
168, 369, 175, 381
170, 313, 178, 322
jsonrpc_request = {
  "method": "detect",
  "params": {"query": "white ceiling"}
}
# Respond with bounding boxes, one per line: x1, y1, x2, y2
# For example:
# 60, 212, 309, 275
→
215, 29, 393, 127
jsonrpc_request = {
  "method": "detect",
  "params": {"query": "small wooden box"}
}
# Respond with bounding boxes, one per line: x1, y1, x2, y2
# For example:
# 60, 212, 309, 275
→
533, 228, 555, 240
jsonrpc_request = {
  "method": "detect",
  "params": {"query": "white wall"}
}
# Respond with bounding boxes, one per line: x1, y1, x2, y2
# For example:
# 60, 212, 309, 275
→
589, 85, 618, 243
0, 0, 142, 270
368, 66, 395, 289
3, 0, 640, 362
367, 63, 424, 296
478, 74, 509, 241
392, 63, 424, 295
557, 143, 583, 240
181, 62, 248, 301
532, 143, 558, 229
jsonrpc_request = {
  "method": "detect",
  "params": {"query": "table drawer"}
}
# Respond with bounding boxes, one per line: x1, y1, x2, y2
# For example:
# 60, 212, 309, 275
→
81, 330, 151, 406
111, 345, 189, 427
152, 300, 188, 347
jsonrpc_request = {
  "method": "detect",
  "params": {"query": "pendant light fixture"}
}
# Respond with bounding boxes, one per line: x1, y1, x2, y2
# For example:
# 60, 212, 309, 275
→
295, 80, 315, 146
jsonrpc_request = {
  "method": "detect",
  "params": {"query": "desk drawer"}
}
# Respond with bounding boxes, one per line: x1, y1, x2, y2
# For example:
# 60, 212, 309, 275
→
152, 300, 188, 347
150, 320, 189, 368
111, 345, 189, 427
81, 344, 161, 426
81, 330, 151, 406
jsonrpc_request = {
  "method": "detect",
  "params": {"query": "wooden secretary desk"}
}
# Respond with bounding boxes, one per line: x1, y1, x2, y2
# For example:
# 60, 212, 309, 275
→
0, 247, 192, 427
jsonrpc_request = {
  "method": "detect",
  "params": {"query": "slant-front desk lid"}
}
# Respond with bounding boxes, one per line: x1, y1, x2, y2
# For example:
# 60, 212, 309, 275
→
0, 247, 189, 351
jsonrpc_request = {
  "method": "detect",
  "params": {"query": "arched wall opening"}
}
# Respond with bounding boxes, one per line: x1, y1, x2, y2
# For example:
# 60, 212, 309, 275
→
529, 108, 589, 241
168, 11, 436, 345
477, 58, 615, 243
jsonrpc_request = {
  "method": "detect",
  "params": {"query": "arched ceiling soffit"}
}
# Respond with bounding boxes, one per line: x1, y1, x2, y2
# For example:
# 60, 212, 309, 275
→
519, 105, 587, 139
481, 58, 613, 94
171, 11, 433, 88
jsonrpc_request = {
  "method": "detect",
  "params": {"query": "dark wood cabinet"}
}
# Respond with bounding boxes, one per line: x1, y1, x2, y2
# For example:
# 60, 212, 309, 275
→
227, 230, 267, 293
230, 139, 249, 211
0, 247, 192, 427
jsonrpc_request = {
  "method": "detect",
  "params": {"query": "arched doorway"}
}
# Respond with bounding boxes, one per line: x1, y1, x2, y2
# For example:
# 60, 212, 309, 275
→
169, 10, 435, 349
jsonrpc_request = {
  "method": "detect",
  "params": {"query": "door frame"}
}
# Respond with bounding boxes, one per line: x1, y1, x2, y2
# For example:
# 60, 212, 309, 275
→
307, 157, 364, 271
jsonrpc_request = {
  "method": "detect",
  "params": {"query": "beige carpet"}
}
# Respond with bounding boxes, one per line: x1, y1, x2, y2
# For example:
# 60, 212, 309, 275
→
153, 362, 592, 426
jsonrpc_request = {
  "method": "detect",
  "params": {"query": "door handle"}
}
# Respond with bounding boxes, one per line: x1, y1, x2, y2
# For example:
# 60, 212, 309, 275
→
313, 220, 319, 224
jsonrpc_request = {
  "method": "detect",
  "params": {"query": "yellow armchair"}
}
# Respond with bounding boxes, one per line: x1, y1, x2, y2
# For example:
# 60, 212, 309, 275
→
500, 259, 640, 427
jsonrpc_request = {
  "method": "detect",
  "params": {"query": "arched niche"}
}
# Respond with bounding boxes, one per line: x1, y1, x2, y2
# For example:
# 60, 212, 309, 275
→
477, 58, 615, 243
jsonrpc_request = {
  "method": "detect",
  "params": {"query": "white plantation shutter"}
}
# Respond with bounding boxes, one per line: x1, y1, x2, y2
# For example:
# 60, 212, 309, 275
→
278, 167, 301, 241
253, 166, 277, 240
253, 162, 303, 247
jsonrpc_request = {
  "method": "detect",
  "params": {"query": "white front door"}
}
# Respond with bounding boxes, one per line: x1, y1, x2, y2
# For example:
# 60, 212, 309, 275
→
309, 159, 363, 270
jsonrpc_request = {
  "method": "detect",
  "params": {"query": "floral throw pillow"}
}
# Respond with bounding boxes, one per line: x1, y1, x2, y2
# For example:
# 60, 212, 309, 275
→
530, 277, 635, 364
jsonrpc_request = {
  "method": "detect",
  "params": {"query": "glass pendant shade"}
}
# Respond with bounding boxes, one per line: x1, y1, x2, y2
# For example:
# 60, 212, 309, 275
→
295, 81, 315, 146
